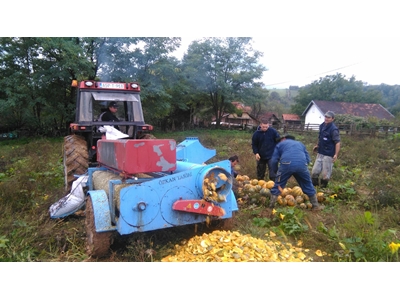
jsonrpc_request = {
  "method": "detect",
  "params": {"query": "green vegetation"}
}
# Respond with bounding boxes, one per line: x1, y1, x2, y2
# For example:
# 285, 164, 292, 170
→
1, 38, 400, 138
1, 130, 400, 262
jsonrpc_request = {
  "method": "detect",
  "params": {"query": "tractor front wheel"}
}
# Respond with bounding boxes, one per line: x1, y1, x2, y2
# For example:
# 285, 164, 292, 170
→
63, 135, 89, 192
85, 196, 113, 258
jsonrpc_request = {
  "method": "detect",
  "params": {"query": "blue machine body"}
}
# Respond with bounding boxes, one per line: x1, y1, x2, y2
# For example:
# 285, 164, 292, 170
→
87, 137, 238, 235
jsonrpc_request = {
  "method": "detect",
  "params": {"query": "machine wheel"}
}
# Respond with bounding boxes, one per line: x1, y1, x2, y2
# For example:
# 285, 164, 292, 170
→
63, 135, 89, 192
85, 196, 113, 258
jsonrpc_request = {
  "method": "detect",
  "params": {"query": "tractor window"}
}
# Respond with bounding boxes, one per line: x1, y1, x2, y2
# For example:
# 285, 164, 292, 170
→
76, 91, 144, 123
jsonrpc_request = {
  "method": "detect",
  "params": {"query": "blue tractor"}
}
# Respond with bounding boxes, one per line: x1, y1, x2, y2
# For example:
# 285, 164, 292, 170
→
85, 137, 238, 257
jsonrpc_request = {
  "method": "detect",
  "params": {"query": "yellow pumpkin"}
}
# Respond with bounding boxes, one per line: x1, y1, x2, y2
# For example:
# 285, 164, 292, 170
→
317, 192, 325, 203
265, 180, 275, 189
251, 179, 259, 186
291, 186, 303, 197
285, 195, 296, 206
236, 175, 244, 181
281, 197, 288, 206
258, 180, 266, 187
280, 188, 290, 197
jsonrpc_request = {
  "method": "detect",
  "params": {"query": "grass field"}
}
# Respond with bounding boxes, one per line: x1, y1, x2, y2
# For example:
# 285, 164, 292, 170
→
1, 128, 400, 263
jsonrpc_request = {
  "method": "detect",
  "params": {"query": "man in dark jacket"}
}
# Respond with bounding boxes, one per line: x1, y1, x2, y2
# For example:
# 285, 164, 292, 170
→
311, 111, 341, 188
100, 101, 120, 130
251, 119, 280, 181
268, 135, 323, 211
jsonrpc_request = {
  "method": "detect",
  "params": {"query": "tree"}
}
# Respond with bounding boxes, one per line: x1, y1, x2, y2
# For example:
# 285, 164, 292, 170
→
181, 38, 267, 128
0, 37, 92, 135
92, 37, 183, 123
0, 37, 182, 134
291, 73, 383, 115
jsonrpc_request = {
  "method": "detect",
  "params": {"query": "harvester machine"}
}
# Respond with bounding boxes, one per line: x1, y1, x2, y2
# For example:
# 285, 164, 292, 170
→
85, 137, 238, 257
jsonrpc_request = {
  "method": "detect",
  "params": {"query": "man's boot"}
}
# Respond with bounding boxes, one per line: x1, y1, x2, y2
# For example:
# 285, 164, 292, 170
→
312, 177, 319, 186
320, 179, 329, 188
309, 194, 324, 211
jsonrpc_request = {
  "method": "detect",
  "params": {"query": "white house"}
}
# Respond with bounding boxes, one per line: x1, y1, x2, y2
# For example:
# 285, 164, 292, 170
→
302, 100, 394, 130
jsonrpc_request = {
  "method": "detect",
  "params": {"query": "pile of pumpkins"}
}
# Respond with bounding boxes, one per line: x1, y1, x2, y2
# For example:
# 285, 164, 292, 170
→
234, 175, 325, 208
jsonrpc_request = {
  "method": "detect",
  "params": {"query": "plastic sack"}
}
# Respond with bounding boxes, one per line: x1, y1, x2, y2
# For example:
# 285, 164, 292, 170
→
49, 175, 88, 218
98, 125, 129, 140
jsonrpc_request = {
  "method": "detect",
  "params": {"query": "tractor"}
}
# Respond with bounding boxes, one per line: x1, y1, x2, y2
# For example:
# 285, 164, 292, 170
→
63, 80, 238, 258
63, 80, 153, 191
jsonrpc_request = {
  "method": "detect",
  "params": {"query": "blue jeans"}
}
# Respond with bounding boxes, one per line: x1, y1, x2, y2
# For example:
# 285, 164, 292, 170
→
270, 162, 316, 196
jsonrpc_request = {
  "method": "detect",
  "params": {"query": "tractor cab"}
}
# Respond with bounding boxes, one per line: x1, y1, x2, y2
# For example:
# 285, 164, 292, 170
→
68, 80, 153, 163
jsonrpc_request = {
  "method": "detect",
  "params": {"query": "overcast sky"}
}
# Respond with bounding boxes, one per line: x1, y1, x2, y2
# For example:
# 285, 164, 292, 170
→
173, 36, 400, 89
5, 1, 400, 90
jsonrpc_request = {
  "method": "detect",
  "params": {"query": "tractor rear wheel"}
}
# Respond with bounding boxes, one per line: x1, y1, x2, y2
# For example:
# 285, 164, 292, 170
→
63, 135, 89, 192
85, 195, 113, 258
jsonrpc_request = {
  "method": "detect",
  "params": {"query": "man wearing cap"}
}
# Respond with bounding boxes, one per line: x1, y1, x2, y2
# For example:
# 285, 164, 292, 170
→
251, 118, 280, 181
267, 135, 323, 212
100, 101, 120, 130
311, 111, 341, 188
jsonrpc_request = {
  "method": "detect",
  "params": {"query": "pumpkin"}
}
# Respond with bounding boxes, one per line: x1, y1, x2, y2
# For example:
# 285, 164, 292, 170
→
236, 175, 244, 181
295, 195, 304, 204
265, 180, 275, 189
279, 196, 287, 206
254, 185, 262, 192
299, 203, 307, 209
286, 195, 296, 206
260, 188, 271, 197
291, 186, 303, 197
244, 184, 253, 191
258, 180, 266, 187
251, 179, 259, 186
280, 188, 290, 197
317, 192, 325, 203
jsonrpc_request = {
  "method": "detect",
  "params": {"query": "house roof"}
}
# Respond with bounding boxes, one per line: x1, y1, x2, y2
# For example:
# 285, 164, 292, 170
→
302, 100, 394, 120
227, 112, 252, 120
282, 114, 301, 121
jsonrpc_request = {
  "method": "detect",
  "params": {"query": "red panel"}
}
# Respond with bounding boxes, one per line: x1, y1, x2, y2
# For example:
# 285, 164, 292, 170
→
97, 139, 176, 174
172, 199, 226, 217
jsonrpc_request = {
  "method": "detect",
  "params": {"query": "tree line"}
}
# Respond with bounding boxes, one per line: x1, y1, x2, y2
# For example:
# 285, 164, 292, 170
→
1, 37, 399, 136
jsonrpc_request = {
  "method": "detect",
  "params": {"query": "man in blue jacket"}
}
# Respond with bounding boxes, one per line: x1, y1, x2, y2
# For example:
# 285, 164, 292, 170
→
268, 134, 323, 211
251, 119, 280, 181
311, 111, 341, 188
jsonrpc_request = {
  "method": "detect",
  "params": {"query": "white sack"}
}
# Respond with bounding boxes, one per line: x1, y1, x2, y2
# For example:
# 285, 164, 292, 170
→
98, 125, 129, 140
49, 175, 88, 218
